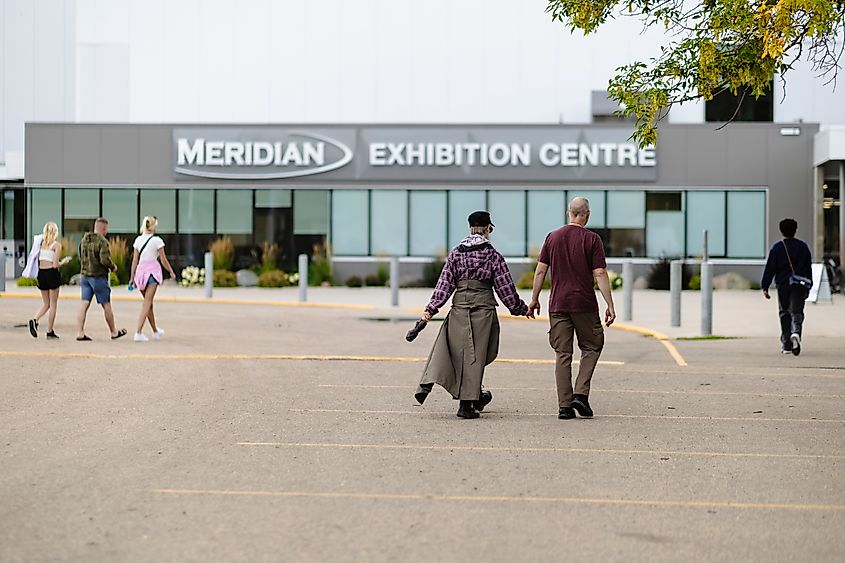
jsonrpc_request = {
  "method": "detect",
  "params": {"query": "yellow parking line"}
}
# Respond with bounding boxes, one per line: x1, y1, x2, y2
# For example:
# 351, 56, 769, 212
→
237, 441, 845, 460
612, 322, 688, 367
0, 350, 622, 365
495, 312, 688, 368
314, 384, 845, 399
287, 408, 845, 424
149, 488, 845, 512
0, 291, 374, 311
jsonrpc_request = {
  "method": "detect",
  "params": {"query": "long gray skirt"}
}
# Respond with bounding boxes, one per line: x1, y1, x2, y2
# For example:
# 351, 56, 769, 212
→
416, 280, 500, 401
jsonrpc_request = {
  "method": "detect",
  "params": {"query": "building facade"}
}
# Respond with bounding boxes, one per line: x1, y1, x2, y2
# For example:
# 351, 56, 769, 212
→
2, 1, 843, 280
14, 121, 822, 281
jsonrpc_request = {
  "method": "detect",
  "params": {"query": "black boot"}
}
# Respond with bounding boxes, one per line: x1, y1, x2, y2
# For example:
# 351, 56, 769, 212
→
571, 394, 594, 418
457, 400, 480, 419
475, 390, 493, 412
414, 383, 433, 405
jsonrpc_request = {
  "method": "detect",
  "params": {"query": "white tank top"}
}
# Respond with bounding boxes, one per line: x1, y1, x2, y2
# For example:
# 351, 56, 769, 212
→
39, 248, 57, 262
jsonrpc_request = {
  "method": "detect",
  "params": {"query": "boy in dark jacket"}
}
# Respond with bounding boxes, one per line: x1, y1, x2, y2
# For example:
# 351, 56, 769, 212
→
761, 218, 812, 356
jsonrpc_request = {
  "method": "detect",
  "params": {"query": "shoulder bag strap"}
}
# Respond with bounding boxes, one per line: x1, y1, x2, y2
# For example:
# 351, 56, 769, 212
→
781, 240, 795, 274
137, 235, 154, 257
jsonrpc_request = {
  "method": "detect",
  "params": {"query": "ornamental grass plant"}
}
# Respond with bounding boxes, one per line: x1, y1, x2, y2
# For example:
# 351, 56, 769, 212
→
108, 236, 129, 284
209, 236, 235, 272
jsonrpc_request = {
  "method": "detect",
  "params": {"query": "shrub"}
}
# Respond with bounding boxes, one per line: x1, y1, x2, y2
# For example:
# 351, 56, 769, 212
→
258, 269, 290, 288
260, 242, 279, 274
209, 236, 235, 272
647, 259, 693, 290
309, 243, 333, 286
594, 269, 623, 291
59, 255, 80, 286
365, 274, 383, 287
180, 266, 206, 287
422, 258, 446, 288
517, 263, 550, 290
17, 277, 38, 287
109, 236, 130, 284
213, 270, 237, 287
607, 270, 623, 290
109, 271, 120, 287
376, 264, 389, 285
688, 274, 702, 290
59, 236, 80, 285
345, 275, 363, 287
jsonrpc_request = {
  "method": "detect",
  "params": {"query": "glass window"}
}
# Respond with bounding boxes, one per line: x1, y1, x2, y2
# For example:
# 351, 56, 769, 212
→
646, 192, 682, 211
567, 190, 605, 228
371, 190, 408, 256
448, 190, 486, 246
140, 189, 176, 234
705, 82, 773, 123
646, 191, 685, 258
255, 189, 292, 208
686, 191, 726, 257
527, 191, 565, 255
607, 230, 645, 257
64, 188, 99, 219
409, 191, 447, 256
488, 190, 526, 256
179, 189, 215, 234
332, 191, 369, 255
29, 188, 62, 244
607, 191, 645, 228
294, 190, 329, 235
217, 190, 253, 235
727, 191, 766, 258
102, 189, 138, 234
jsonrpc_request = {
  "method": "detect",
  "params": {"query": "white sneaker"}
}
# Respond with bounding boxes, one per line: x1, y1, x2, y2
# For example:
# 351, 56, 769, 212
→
153, 328, 165, 341
134, 332, 148, 342
789, 333, 801, 356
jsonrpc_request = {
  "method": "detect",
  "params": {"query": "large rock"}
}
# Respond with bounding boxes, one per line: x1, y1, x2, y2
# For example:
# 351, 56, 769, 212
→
236, 269, 258, 287
633, 276, 650, 290
713, 272, 751, 290
69, 274, 82, 286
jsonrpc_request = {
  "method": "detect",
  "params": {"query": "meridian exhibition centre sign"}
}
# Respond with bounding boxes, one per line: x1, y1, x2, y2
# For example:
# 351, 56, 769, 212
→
173, 126, 657, 183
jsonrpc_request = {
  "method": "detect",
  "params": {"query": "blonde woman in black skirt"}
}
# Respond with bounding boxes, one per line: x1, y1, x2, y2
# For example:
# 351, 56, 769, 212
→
28, 222, 70, 339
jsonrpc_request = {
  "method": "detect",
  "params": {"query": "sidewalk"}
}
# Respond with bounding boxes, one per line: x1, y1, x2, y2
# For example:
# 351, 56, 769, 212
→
2, 284, 841, 338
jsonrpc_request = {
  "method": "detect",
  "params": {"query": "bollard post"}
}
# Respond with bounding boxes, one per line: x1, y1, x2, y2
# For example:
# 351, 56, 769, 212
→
670, 260, 682, 327
701, 261, 713, 335
0, 248, 6, 292
622, 259, 633, 321
298, 254, 308, 302
204, 252, 213, 299
700, 229, 712, 335
390, 256, 400, 307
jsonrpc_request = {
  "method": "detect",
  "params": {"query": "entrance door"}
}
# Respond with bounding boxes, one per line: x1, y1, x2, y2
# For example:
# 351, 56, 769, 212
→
254, 207, 294, 270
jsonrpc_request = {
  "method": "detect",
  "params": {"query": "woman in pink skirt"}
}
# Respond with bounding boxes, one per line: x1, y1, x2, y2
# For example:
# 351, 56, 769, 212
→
130, 216, 177, 342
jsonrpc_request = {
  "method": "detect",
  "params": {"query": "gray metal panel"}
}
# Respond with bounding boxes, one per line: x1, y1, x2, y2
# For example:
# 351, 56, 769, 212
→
590, 90, 619, 117
138, 126, 172, 185
62, 126, 102, 184
685, 128, 727, 185
725, 126, 768, 185
654, 127, 687, 185
765, 125, 817, 248
25, 124, 64, 183
101, 127, 140, 184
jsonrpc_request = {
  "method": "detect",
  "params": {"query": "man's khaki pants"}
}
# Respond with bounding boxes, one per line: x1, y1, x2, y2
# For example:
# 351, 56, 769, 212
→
548, 311, 604, 408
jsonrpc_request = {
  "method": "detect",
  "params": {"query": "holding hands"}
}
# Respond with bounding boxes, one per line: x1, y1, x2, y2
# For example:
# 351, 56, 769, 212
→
604, 306, 616, 327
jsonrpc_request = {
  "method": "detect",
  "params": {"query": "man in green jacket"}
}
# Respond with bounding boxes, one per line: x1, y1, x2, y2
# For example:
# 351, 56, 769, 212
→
75, 218, 126, 341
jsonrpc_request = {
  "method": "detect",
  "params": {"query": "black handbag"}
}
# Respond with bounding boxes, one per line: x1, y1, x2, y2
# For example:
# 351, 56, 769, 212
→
782, 241, 813, 289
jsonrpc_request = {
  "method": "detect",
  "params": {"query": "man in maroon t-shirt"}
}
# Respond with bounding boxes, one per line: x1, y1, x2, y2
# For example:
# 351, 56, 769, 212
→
528, 197, 616, 420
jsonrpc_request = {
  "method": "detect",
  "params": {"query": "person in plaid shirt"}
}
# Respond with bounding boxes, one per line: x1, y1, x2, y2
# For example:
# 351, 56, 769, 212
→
414, 211, 529, 419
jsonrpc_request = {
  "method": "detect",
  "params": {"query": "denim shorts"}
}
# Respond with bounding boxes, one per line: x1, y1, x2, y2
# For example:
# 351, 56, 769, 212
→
80, 276, 111, 304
